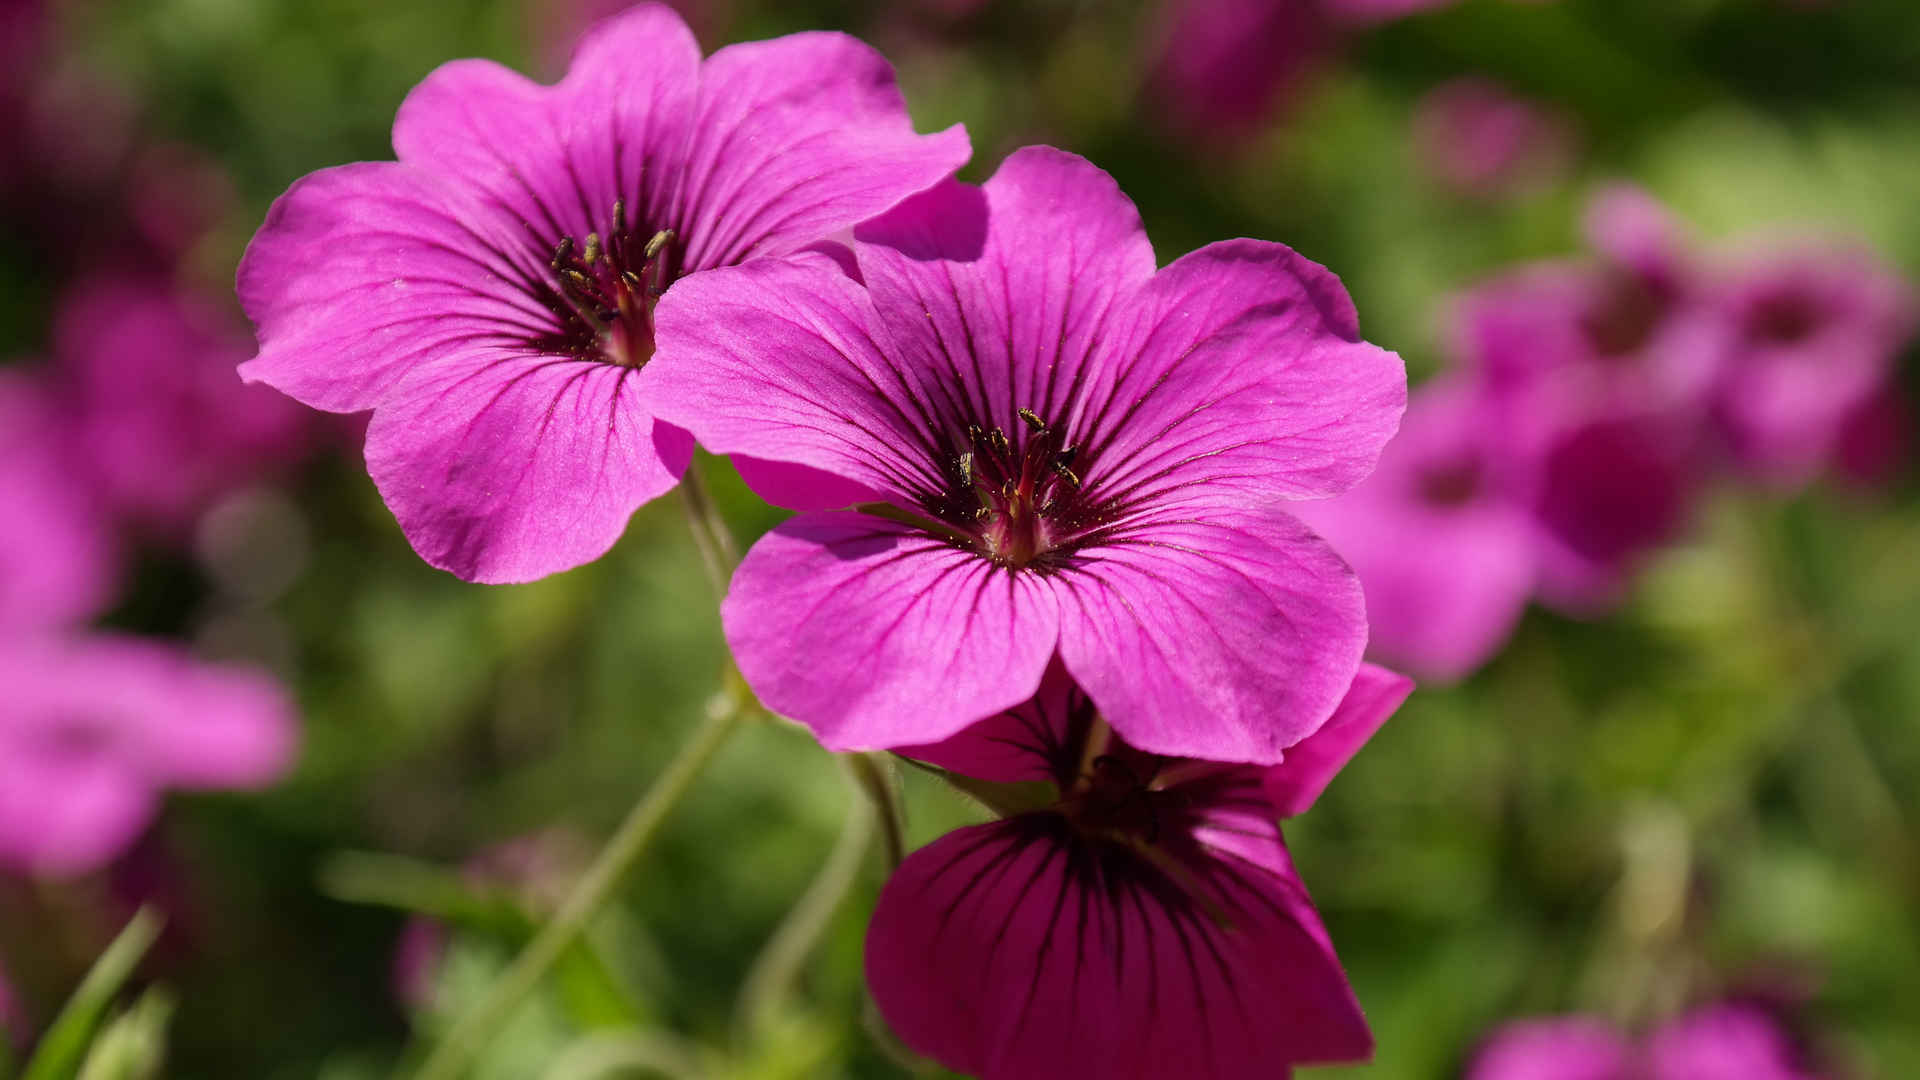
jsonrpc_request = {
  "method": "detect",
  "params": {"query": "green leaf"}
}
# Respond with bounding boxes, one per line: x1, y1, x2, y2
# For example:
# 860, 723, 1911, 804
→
21, 908, 165, 1080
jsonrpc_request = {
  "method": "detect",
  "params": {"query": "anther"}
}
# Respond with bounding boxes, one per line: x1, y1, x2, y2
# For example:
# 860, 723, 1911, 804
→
611, 198, 626, 235
1018, 407, 1046, 433
644, 229, 675, 260
966, 423, 984, 445
1051, 462, 1081, 489
550, 237, 574, 270
956, 451, 974, 479
988, 428, 1010, 455
583, 232, 602, 265
560, 268, 598, 295
620, 270, 644, 293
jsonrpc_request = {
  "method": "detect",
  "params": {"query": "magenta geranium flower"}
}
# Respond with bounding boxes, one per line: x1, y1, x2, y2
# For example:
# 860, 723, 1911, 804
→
1292, 379, 1535, 681
1708, 243, 1916, 486
865, 661, 1412, 1080
1471, 1004, 1820, 1080
238, 3, 968, 583
0, 635, 295, 876
644, 147, 1405, 763
53, 276, 312, 536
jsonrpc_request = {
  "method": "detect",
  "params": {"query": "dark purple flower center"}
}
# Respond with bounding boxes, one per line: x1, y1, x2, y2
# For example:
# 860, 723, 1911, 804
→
1416, 454, 1484, 509
538, 199, 677, 368
1580, 269, 1672, 359
1745, 291, 1824, 347
925, 408, 1100, 571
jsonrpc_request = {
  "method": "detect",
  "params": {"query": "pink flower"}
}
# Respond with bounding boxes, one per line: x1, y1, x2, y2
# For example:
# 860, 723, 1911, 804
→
866, 662, 1412, 1080
53, 277, 313, 536
1446, 189, 1717, 609
0, 370, 116, 634
1292, 379, 1535, 681
1471, 1004, 1820, 1080
0, 635, 295, 876
1145, 0, 1330, 141
1708, 243, 1916, 487
645, 146, 1405, 763
1413, 77, 1574, 199
238, 3, 969, 583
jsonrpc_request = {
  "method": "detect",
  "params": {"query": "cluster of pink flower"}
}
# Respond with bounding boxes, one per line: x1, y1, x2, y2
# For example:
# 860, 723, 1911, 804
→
236, 4, 1423, 1072
0, 1, 300, 885
1471, 1001, 1821, 1080
1300, 187, 1917, 682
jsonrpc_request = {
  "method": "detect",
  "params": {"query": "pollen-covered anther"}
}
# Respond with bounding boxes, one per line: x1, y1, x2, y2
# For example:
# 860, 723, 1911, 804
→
545, 205, 678, 368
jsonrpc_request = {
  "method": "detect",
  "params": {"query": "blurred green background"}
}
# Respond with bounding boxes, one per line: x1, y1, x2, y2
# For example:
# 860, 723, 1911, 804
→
3, 0, 1919, 1076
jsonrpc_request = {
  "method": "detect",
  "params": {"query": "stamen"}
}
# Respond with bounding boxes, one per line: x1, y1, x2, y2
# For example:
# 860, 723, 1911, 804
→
582, 232, 602, 265
1018, 407, 1046, 433
611, 198, 626, 235
1050, 462, 1081, 489
549, 237, 573, 270
644, 229, 675, 260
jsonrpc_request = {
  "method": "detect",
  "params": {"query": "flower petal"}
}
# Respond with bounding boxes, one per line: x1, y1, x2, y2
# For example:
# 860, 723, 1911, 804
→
852, 146, 1158, 439
1082, 239, 1406, 507
892, 659, 1086, 786
238, 162, 568, 413
644, 251, 954, 508
722, 513, 1059, 750
391, 5, 699, 243
1051, 503, 1366, 765
364, 351, 689, 583
1262, 663, 1412, 818
866, 816, 1371, 1080
1468, 1017, 1635, 1080
676, 31, 969, 270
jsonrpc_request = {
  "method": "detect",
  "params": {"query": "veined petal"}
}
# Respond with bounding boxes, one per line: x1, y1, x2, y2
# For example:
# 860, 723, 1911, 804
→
866, 816, 1370, 1080
644, 251, 954, 508
1262, 662, 1412, 818
893, 660, 1088, 787
722, 514, 1059, 750
676, 31, 969, 270
391, 5, 699, 243
238, 162, 568, 413
852, 146, 1158, 439
1052, 503, 1366, 765
364, 351, 689, 583
1083, 239, 1406, 507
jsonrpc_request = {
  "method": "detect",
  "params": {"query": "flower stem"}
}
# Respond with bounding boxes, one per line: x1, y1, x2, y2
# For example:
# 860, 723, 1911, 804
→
679, 462, 739, 597
734, 759, 876, 1038
411, 687, 746, 1080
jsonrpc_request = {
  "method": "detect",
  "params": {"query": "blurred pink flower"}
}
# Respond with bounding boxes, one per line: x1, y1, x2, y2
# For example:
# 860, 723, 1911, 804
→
239, 4, 969, 583
1708, 243, 1916, 487
1145, 0, 1330, 141
52, 277, 313, 537
1447, 189, 1721, 609
0, 634, 295, 877
646, 146, 1404, 765
0, 371, 117, 634
867, 661, 1411, 1080
1292, 379, 1536, 681
1470, 1003, 1819, 1080
1414, 77, 1574, 199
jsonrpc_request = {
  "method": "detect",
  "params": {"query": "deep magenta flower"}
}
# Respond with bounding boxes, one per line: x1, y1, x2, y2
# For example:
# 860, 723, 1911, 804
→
1292, 379, 1535, 681
1709, 243, 1916, 486
0, 635, 295, 876
645, 147, 1405, 763
238, 3, 969, 582
865, 662, 1412, 1080
54, 277, 312, 536
1470, 1004, 1820, 1080
0, 371, 116, 634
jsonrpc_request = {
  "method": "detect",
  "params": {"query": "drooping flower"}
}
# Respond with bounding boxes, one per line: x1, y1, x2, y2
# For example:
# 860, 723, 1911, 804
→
1291, 379, 1535, 681
865, 661, 1412, 1080
1708, 243, 1916, 487
0, 370, 116, 634
238, 3, 969, 583
53, 277, 313, 536
1470, 1003, 1821, 1080
0, 634, 295, 876
645, 146, 1405, 763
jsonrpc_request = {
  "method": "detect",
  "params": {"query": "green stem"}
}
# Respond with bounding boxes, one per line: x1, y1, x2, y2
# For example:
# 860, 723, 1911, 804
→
846, 753, 906, 871
734, 761, 875, 1038
678, 464, 739, 596
411, 687, 746, 1080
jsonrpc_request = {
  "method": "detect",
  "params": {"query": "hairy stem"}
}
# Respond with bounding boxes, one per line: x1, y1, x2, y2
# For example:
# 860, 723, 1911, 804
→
411, 687, 746, 1080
